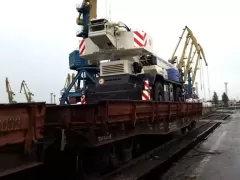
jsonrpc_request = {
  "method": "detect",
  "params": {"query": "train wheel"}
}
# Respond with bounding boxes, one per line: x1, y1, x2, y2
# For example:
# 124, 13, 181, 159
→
75, 155, 89, 180
115, 139, 133, 163
109, 145, 120, 169
92, 148, 111, 173
175, 87, 183, 102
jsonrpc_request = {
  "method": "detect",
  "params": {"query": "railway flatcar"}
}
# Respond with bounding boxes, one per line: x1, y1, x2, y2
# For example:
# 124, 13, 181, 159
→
43, 100, 202, 177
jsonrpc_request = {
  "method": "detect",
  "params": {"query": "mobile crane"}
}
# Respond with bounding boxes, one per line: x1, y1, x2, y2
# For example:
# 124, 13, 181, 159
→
60, 0, 206, 104
20, 80, 34, 102
5, 77, 16, 103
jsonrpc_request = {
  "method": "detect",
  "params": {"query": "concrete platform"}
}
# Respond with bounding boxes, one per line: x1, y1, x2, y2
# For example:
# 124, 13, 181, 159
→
162, 110, 240, 180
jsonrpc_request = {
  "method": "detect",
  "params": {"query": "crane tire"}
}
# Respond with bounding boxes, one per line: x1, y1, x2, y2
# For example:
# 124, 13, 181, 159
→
153, 82, 165, 102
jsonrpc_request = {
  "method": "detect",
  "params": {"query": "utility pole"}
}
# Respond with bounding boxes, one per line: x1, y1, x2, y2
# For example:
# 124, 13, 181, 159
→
224, 82, 228, 96
50, 93, 53, 104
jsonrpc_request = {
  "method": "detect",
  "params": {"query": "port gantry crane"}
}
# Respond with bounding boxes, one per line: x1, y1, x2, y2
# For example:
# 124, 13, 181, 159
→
60, 0, 99, 105
60, 73, 78, 103
5, 77, 16, 103
20, 80, 34, 103
168, 26, 208, 98
61, 73, 77, 92
187, 44, 207, 96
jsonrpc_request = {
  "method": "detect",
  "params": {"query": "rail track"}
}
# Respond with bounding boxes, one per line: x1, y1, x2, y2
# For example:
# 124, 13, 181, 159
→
201, 111, 231, 120
102, 114, 230, 180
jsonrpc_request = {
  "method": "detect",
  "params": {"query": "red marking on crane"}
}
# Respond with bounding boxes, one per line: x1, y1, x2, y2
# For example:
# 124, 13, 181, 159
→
142, 90, 150, 100
133, 31, 147, 47
79, 39, 86, 55
142, 80, 150, 100
81, 95, 86, 104
144, 81, 150, 89
144, 40, 147, 46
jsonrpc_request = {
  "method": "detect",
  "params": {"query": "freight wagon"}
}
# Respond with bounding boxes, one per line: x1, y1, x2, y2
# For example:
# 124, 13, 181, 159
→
0, 100, 202, 178
43, 100, 202, 176
0, 102, 46, 177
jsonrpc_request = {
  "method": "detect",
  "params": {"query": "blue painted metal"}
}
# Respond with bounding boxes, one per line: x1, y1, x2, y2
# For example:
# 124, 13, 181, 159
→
60, 66, 99, 104
69, 50, 88, 70
76, 3, 90, 38
60, 2, 99, 104
166, 68, 180, 82
187, 71, 192, 97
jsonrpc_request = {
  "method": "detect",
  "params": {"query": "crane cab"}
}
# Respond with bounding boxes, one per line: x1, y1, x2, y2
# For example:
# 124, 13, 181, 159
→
79, 19, 153, 62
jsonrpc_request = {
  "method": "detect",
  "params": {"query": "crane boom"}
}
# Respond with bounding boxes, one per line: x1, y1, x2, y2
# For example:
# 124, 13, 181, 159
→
178, 34, 190, 69
76, 0, 97, 38
169, 26, 208, 98
88, 0, 97, 20
191, 43, 208, 85
198, 44, 207, 66
20, 80, 34, 102
65, 73, 71, 88
169, 26, 201, 68
72, 73, 78, 91
5, 77, 16, 103
183, 42, 194, 82
63, 73, 77, 91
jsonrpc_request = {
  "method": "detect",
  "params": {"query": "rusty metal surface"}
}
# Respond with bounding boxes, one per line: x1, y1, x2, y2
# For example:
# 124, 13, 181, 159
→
97, 100, 202, 124
45, 100, 202, 127
44, 100, 202, 147
0, 102, 46, 152
45, 104, 97, 127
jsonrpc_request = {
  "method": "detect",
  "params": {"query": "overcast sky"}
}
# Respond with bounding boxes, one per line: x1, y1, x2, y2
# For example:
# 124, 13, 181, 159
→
0, 0, 239, 103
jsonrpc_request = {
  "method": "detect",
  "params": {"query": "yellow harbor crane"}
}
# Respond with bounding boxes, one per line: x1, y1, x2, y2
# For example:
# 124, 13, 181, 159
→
62, 73, 77, 92
60, 73, 78, 104
5, 77, 16, 103
191, 44, 207, 86
168, 26, 208, 97
20, 80, 34, 102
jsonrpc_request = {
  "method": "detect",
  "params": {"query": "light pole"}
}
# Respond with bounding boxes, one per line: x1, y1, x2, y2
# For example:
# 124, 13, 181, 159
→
53, 94, 56, 104
50, 93, 53, 104
224, 82, 228, 96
